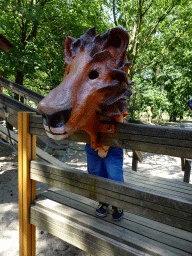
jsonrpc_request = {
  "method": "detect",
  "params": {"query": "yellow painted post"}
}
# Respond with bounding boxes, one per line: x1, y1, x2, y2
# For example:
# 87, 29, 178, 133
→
18, 112, 24, 255
18, 112, 36, 256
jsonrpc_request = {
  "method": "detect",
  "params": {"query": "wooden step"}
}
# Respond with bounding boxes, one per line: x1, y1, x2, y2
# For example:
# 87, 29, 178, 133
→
31, 188, 192, 256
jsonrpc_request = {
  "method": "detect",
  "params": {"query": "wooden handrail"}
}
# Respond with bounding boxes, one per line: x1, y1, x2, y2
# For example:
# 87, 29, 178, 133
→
29, 115, 192, 159
0, 76, 44, 103
0, 93, 40, 113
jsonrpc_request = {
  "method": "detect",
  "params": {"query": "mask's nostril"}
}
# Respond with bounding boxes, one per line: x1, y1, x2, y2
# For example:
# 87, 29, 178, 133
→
50, 113, 63, 128
41, 108, 72, 129
42, 114, 48, 126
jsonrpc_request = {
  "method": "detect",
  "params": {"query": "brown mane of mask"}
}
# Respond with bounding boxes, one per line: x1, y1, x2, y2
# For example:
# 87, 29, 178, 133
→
38, 26, 132, 149
65, 26, 132, 115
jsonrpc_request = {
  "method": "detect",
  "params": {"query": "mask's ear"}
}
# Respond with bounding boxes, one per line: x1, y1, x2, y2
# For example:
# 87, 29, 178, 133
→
103, 26, 129, 65
64, 36, 75, 65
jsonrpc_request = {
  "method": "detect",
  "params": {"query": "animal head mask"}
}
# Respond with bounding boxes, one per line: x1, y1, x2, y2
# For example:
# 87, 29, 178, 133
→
38, 26, 132, 148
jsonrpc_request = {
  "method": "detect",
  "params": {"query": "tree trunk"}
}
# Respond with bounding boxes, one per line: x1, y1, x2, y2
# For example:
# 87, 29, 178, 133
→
15, 71, 24, 102
148, 106, 153, 123
169, 111, 177, 122
15, 71, 24, 85
158, 107, 161, 121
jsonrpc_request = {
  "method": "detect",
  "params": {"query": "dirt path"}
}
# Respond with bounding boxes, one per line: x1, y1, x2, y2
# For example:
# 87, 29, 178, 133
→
0, 134, 191, 255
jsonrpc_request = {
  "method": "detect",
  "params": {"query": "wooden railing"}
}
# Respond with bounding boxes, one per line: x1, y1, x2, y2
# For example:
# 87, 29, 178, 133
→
29, 114, 192, 159
0, 76, 43, 103
18, 112, 192, 256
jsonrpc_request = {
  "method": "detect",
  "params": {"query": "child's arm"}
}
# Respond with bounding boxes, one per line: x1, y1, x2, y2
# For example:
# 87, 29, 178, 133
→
95, 114, 124, 158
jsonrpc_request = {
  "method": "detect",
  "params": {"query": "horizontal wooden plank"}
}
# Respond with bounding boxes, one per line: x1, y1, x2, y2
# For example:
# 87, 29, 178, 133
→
31, 205, 148, 256
30, 115, 192, 141
124, 174, 192, 200
29, 115, 192, 158
117, 122, 192, 141
31, 194, 192, 255
37, 188, 192, 253
31, 172, 192, 231
105, 130, 192, 149
43, 188, 192, 243
30, 161, 192, 210
30, 127, 192, 158
30, 161, 192, 231
119, 139, 192, 159
125, 170, 192, 190
31, 167, 190, 214
0, 93, 39, 114
30, 170, 192, 227
0, 76, 44, 103
30, 121, 192, 150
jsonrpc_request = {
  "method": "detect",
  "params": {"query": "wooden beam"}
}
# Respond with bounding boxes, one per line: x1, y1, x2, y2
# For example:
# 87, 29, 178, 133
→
183, 160, 191, 183
29, 115, 192, 159
132, 152, 138, 172
18, 112, 36, 256
30, 160, 192, 232
18, 113, 23, 255
0, 93, 40, 114
0, 76, 43, 103
32, 189, 192, 255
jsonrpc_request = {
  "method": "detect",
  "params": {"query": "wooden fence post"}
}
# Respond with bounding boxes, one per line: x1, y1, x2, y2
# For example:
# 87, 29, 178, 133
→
132, 152, 138, 172
18, 112, 36, 256
132, 151, 143, 172
183, 159, 191, 183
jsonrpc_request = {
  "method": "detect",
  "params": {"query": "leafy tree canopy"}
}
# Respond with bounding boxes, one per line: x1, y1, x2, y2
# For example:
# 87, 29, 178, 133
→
0, 0, 191, 121
0, 0, 109, 93
109, 0, 192, 120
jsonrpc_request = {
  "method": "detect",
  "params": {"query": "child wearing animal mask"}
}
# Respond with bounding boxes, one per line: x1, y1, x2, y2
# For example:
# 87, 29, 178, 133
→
85, 113, 127, 221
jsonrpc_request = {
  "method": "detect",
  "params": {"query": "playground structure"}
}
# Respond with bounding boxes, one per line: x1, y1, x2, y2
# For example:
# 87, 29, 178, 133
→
19, 112, 192, 256
0, 76, 191, 255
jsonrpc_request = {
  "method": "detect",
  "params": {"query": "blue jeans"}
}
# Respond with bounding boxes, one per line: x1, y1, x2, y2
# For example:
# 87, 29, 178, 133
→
85, 143, 124, 182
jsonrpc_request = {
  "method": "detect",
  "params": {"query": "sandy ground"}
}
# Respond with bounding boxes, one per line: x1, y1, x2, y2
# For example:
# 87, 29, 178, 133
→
0, 125, 191, 255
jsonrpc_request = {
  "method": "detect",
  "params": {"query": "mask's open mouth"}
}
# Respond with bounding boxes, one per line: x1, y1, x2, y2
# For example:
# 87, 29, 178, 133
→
41, 108, 72, 135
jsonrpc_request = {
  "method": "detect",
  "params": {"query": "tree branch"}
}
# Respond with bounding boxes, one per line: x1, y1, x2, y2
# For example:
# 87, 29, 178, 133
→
138, 4, 175, 52
167, 19, 192, 51
26, 0, 50, 41
129, 0, 145, 60
135, 20, 192, 74
142, 2, 152, 16
135, 55, 160, 74
113, 0, 118, 26
121, 0, 128, 31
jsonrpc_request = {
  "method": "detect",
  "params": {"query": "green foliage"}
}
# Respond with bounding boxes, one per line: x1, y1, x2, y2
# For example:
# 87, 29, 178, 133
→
0, 0, 109, 92
110, 0, 192, 121
0, 0, 191, 122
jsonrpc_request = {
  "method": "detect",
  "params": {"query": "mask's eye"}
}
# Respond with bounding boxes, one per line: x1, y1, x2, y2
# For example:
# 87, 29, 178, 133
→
89, 70, 99, 80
